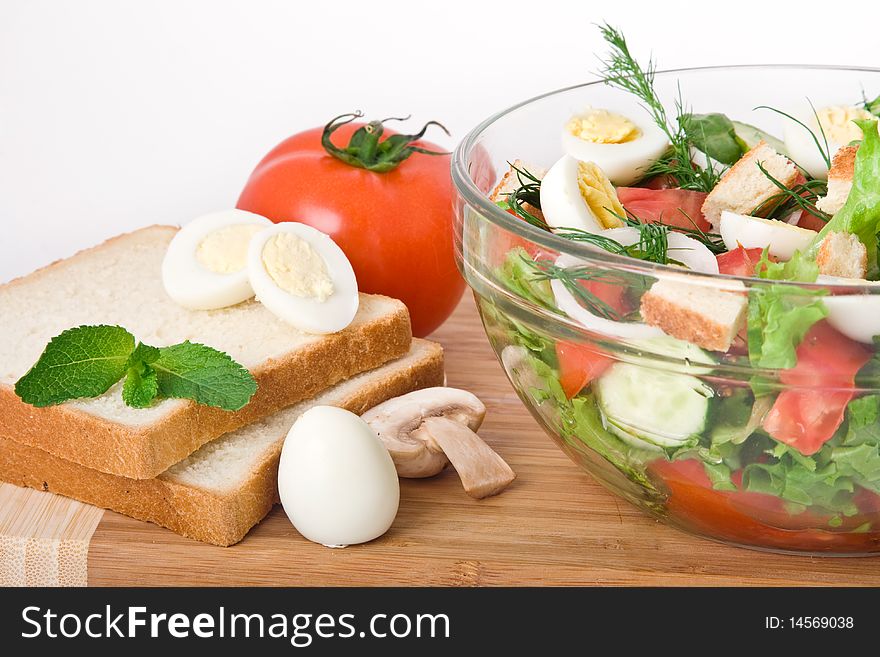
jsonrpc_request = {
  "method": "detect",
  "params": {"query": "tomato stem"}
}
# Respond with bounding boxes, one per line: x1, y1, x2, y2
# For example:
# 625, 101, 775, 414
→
321, 112, 450, 173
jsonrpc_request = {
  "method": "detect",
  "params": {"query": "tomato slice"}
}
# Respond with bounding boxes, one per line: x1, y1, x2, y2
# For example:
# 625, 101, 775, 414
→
716, 246, 765, 277
615, 187, 711, 232
763, 321, 872, 455
556, 341, 613, 398
788, 173, 829, 232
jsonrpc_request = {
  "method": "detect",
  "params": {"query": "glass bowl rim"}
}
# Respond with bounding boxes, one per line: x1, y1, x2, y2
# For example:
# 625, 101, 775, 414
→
451, 63, 880, 292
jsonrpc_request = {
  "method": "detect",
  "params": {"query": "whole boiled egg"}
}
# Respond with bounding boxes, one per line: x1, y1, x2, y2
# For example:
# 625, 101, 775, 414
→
247, 222, 359, 334
561, 107, 668, 186
783, 102, 874, 179
540, 156, 626, 233
719, 211, 817, 261
278, 406, 400, 548
162, 209, 272, 310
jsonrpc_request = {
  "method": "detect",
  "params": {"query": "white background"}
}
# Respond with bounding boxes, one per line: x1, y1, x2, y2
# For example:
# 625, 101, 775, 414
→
2, 0, 879, 282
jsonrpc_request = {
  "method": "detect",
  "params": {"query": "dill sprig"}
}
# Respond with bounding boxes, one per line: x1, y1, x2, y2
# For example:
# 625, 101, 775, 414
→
754, 104, 831, 170
526, 257, 639, 321
503, 164, 717, 265
503, 163, 548, 231
752, 162, 831, 223
594, 24, 719, 193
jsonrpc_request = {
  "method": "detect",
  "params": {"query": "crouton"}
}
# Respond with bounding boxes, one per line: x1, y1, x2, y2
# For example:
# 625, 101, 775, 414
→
816, 145, 858, 216
640, 279, 748, 352
489, 160, 547, 224
701, 141, 799, 228
816, 231, 867, 279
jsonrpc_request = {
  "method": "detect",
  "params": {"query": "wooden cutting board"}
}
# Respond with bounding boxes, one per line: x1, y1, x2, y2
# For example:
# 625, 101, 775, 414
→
5, 294, 880, 586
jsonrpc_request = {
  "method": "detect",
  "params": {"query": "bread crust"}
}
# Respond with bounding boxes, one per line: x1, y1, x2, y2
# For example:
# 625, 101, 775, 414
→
0, 341, 445, 546
0, 226, 412, 479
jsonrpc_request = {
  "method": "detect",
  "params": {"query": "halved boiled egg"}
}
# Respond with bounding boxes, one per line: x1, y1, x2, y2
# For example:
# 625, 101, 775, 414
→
783, 103, 874, 180
550, 252, 664, 340
247, 222, 359, 334
602, 226, 719, 274
162, 209, 272, 310
540, 156, 625, 233
562, 107, 668, 186
817, 275, 880, 344
719, 211, 817, 261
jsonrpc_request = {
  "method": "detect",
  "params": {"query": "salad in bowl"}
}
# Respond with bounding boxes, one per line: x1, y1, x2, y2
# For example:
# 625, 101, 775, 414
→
452, 25, 880, 553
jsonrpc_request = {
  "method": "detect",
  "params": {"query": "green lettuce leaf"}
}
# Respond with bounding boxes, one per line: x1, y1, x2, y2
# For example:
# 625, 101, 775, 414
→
810, 118, 880, 277
495, 247, 555, 309
747, 250, 827, 370
680, 112, 744, 165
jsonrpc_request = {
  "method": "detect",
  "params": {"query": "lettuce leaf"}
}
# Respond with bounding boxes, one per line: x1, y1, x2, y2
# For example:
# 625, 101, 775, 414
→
747, 250, 827, 370
680, 112, 744, 165
810, 118, 880, 277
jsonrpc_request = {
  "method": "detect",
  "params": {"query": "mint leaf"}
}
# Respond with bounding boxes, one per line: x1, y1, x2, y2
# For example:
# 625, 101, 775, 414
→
14, 325, 135, 407
122, 361, 158, 408
152, 341, 257, 411
121, 342, 161, 408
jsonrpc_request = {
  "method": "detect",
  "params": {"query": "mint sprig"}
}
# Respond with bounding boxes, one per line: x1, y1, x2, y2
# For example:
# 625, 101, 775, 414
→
15, 326, 257, 411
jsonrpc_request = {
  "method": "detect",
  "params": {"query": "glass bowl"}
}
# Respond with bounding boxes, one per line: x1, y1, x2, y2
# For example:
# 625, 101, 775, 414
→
451, 65, 880, 555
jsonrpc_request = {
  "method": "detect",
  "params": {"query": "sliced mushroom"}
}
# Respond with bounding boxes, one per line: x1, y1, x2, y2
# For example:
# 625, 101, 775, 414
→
413, 417, 516, 499
362, 387, 515, 498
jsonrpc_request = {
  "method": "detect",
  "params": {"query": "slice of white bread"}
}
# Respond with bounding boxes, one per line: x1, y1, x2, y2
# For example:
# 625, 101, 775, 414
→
0, 339, 445, 547
701, 141, 799, 228
0, 226, 412, 479
816, 231, 867, 279
816, 145, 858, 216
640, 278, 748, 352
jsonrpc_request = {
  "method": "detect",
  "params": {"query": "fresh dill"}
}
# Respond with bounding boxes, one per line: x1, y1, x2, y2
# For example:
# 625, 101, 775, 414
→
503, 163, 724, 263
754, 104, 831, 170
525, 257, 639, 321
594, 24, 719, 193
751, 167, 830, 223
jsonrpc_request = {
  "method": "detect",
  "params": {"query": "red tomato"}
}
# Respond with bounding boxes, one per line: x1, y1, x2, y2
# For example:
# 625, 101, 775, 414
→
556, 341, 613, 398
615, 187, 711, 232
788, 173, 829, 232
553, 278, 631, 397
649, 459, 880, 550
237, 116, 464, 337
763, 321, 872, 455
716, 246, 765, 277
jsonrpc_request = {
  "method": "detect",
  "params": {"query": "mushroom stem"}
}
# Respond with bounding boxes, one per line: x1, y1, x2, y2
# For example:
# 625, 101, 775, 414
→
413, 417, 516, 499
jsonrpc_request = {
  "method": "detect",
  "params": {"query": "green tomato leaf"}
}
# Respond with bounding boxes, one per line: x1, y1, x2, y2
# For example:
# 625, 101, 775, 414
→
14, 325, 135, 407
680, 113, 744, 165
152, 341, 257, 411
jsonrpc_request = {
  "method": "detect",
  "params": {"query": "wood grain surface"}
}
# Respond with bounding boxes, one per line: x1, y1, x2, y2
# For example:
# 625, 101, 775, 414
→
87, 294, 880, 586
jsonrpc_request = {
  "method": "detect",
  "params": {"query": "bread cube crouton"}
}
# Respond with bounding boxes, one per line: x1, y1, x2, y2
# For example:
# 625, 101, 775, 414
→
701, 141, 799, 228
489, 160, 547, 202
640, 279, 748, 352
816, 145, 858, 216
816, 231, 867, 279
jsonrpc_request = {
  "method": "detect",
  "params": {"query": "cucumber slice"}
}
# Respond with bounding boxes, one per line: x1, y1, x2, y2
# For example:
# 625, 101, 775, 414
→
731, 120, 789, 157
595, 363, 713, 451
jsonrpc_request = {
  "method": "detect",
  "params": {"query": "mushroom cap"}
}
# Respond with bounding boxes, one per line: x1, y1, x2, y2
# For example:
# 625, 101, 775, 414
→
362, 387, 486, 478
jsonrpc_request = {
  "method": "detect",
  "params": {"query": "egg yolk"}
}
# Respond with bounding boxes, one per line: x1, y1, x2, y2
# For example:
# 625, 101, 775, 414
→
577, 162, 626, 229
196, 224, 264, 274
566, 109, 641, 144
262, 232, 334, 302
816, 105, 873, 145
